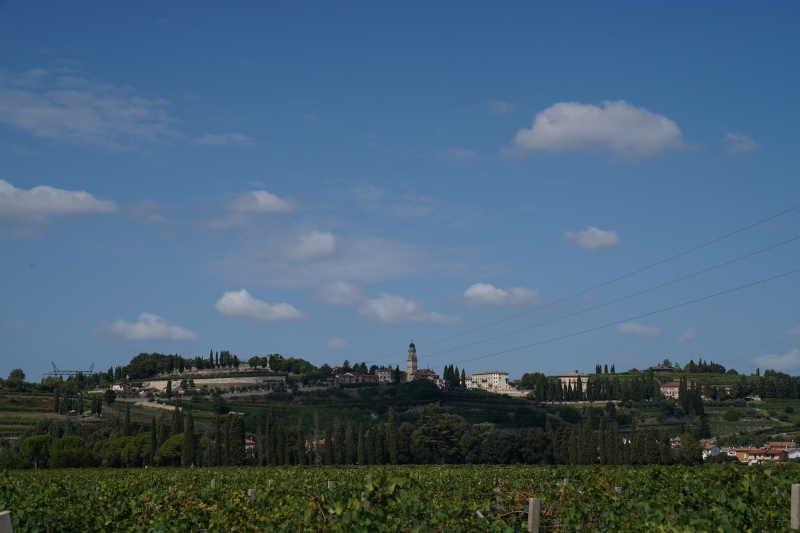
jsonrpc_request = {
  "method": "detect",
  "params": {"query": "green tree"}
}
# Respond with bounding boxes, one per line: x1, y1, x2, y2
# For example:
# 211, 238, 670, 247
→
387, 408, 398, 465
410, 405, 469, 464
123, 403, 131, 437
19, 435, 52, 469
357, 424, 365, 465
166, 379, 173, 399
149, 417, 157, 465
104, 389, 116, 406
53, 388, 61, 414
182, 412, 196, 466
213, 414, 222, 466
229, 414, 246, 466
8, 368, 25, 381
323, 427, 334, 465
296, 419, 307, 466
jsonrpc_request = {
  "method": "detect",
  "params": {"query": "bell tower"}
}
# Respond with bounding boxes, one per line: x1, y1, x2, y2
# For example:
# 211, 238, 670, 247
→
406, 342, 417, 382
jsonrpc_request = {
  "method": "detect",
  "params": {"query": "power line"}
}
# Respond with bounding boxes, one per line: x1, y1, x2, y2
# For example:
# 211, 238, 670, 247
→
430, 268, 800, 370
408, 235, 800, 364
365, 202, 800, 364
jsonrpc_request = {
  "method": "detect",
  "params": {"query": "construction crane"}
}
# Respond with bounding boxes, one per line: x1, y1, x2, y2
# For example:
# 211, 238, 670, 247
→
44, 362, 97, 436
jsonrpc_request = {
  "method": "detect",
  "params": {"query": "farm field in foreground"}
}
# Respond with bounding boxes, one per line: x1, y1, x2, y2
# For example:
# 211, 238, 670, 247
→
1, 465, 798, 532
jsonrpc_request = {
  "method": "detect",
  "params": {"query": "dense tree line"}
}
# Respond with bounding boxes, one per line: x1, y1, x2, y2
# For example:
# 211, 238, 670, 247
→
520, 371, 660, 403
4, 400, 705, 470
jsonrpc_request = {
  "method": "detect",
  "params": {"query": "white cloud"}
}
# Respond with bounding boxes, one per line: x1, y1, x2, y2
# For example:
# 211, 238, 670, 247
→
723, 132, 760, 155
315, 280, 364, 305
206, 234, 454, 289
196, 133, 253, 146
564, 226, 620, 250
488, 99, 513, 115
286, 231, 338, 261
677, 327, 697, 342
228, 190, 295, 214
0, 68, 179, 150
618, 322, 661, 338
358, 294, 461, 325
509, 100, 683, 159
462, 283, 541, 307
215, 289, 306, 322
94, 312, 198, 341
789, 326, 800, 337
753, 349, 800, 371
326, 337, 348, 350
0, 179, 117, 237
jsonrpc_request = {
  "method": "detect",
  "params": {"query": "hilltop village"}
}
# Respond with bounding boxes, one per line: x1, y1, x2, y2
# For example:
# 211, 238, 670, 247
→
2, 342, 800, 470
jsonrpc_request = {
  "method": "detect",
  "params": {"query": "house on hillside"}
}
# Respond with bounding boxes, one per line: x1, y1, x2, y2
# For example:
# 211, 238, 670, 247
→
702, 444, 721, 460
469, 370, 511, 391
659, 381, 696, 400
647, 363, 674, 374
556, 372, 591, 388
764, 441, 796, 450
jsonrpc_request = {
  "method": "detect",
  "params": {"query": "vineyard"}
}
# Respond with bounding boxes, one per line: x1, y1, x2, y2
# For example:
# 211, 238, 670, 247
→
1, 465, 798, 532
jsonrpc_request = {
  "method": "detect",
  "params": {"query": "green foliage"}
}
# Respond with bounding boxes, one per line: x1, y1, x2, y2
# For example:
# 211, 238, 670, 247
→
1, 465, 799, 532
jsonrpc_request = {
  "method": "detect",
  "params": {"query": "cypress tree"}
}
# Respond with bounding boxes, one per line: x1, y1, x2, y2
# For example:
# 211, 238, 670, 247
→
123, 403, 131, 437
373, 424, 384, 465
276, 425, 285, 466
213, 414, 222, 466
568, 429, 578, 465
229, 414, 245, 466
323, 427, 334, 465
166, 379, 173, 398
387, 408, 398, 465
171, 407, 182, 437
149, 417, 157, 465
345, 422, 354, 465
365, 425, 375, 465
183, 412, 196, 466
333, 418, 345, 465
224, 419, 231, 466
357, 424, 366, 465
296, 419, 306, 466
282, 429, 290, 466
461, 368, 466, 387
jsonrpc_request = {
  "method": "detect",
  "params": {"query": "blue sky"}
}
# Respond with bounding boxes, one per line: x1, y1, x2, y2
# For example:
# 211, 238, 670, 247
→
1, 2, 799, 381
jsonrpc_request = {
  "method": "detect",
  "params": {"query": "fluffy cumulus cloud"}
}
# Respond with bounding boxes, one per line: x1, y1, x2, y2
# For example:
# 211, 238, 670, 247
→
228, 190, 295, 214
94, 312, 198, 341
462, 283, 541, 307
509, 100, 683, 159
0, 67, 178, 150
723, 132, 760, 155
0, 179, 117, 237
677, 327, 697, 342
286, 231, 338, 261
564, 226, 620, 250
314, 280, 364, 305
358, 294, 460, 325
215, 289, 306, 322
753, 349, 800, 371
326, 337, 348, 350
618, 322, 661, 338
